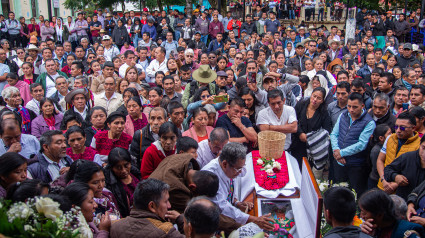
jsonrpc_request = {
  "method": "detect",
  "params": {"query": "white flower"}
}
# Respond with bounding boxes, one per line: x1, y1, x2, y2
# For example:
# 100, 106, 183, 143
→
76, 212, 93, 238
257, 158, 264, 165
319, 183, 327, 192
7, 202, 33, 222
272, 161, 282, 170
35, 197, 63, 221
265, 168, 274, 175
24, 225, 34, 232
265, 164, 272, 170
338, 182, 349, 188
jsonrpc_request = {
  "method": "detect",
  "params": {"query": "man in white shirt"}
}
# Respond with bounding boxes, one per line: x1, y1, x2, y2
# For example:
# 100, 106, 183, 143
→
202, 142, 275, 231
119, 50, 145, 79
257, 89, 298, 150
25, 83, 45, 116
197, 127, 229, 168
93, 77, 123, 115
146, 46, 168, 81
102, 36, 120, 61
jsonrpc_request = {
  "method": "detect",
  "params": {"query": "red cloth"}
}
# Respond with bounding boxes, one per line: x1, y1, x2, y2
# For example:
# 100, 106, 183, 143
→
66, 146, 98, 161
252, 150, 289, 190
44, 116, 55, 130
93, 131, 132, 156
140, 143, 175, 179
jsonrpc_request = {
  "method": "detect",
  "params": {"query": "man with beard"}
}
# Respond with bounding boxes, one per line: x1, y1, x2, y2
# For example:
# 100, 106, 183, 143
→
27, 130, 73, 183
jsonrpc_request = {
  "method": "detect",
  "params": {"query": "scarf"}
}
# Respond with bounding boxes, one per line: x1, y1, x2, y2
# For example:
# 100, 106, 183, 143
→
10, 106, 31, 134
44, 115, 56, 130
402, 78, 412, 91
55, 19, 63, 42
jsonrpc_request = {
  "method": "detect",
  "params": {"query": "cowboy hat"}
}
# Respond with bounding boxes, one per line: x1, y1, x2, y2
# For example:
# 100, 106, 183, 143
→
328, 39, 341, 46
106, 13, 112, 17
192, 65, 217, 84
99, 29, 106, 33
26, 44, 40, 52
65, 88, 90, 104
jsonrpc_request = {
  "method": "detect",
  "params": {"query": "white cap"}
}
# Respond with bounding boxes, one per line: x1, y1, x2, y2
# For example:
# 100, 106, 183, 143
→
102, 35, 111, 41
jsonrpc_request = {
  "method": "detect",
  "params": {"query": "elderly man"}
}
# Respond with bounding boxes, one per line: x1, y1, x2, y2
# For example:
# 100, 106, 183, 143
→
197, 127, 229, 168
0, 117, 39, 159
93, 77, 123, 115
63, 88, 91, 127
257, 89, 297, 150
377, 112, 421, 194
369, 93, 396, 129
202, 142, 275, 231
110, 178, 184, 238
330, 93, 376, 195
130, 107, 167, 167
24, 83, 45, 116
49, 76, 69, 112
27, 130, 73, 183
216, 98, 257, 147
35, 58, 68, 98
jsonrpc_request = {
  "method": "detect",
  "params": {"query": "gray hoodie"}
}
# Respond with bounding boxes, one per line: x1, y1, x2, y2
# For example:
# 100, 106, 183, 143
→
324, 226, 372, 238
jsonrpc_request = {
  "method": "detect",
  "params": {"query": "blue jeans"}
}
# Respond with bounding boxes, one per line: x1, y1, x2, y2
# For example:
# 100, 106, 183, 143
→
175, 31, 181, 40
133, 35, 139, 48
289, 10, 295, 19
318, 8, 324, 21
201, 34, 208, 45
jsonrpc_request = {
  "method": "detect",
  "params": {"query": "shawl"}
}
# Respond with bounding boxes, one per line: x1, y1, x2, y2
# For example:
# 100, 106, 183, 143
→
55, 19, 63, 42
66, 146, 98, 161
94, 131, 132, 156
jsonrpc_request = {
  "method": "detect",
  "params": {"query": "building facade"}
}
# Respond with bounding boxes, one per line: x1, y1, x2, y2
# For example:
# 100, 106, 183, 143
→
1, 0, 72, 20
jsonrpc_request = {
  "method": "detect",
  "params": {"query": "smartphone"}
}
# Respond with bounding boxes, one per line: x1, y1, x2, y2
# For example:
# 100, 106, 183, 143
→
247, 72, 257, 84
213, 95, 229, 103
402, 103, 409, 111
336, 161, 345, 167
347, 59, 354, 70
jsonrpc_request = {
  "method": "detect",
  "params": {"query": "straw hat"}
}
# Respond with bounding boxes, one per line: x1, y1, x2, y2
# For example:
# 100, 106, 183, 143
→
26, 44, 40, 52
328, 39, 341, 46
192, 65, 217, 84
65, 88, 90, 104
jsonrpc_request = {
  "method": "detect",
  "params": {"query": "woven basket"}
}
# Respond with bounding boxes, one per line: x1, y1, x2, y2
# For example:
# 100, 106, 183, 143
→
258, 131, 286, 159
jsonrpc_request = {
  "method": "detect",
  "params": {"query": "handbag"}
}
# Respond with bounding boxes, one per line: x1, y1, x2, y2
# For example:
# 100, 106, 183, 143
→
30, 31, 38, 37
306, 128, 329, 170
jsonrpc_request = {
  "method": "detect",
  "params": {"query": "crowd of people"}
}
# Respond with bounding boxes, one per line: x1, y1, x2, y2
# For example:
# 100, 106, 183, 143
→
0, 3, 425, 237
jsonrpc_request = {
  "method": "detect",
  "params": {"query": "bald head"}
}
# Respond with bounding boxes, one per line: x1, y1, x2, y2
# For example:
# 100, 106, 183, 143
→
184, 197, 220, 236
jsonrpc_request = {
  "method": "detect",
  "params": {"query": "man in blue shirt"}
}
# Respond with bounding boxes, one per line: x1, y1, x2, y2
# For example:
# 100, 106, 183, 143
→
330, 93, 376, 195
142, 19, 157, 41
160, 32, 178, 59
208, 33, 224, 53
264, 11, 281, 35
5, 12, 20, 48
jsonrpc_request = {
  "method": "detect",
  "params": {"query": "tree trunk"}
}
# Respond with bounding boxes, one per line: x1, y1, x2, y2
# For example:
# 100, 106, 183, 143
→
121, 0, 125, 12
157, 0, 163, 11
186, 0, 192, 20
220, 0, 227, 15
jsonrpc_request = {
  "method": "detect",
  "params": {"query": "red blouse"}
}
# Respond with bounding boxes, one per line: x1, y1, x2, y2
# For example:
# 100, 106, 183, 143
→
66, 146, 98, 161
93, 131, 132, 156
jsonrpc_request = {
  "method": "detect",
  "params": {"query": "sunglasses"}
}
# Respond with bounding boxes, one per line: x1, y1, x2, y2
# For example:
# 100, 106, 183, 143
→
186, 55, 194, 58
394, 125, 412, 131
201, 95, 210, 99
236, 57, 243, 60
209, 56, 216, 59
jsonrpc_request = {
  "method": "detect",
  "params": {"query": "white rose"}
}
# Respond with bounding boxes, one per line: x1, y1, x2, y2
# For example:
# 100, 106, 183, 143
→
265, 164, 272, 170
257, 159, 264, 165
319, 183, 327, 192
273, 161, 282, 170
339, 182, 349, 188
266, 169, 274, 175
35, 197, 63, 221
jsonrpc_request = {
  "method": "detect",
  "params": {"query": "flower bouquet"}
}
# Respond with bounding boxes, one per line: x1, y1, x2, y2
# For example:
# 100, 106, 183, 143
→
0, 197, 91, 238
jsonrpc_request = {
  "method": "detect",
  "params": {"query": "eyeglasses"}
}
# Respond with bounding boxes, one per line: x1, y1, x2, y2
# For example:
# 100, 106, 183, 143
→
394, 125, 413, 131
309, 44, 317, 47
186, 55, 193, 58
232, 165, 245, 173
209, 56, 216, 59
235, 57, 243, 60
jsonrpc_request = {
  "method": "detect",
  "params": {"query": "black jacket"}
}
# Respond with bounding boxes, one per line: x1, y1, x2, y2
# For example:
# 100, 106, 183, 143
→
368, 110, 396, 132
112, 25, 130, 46
396, 54, 420, 69
129, 125, 156, 168
63, 107, 91, 129
372, 19, 385, 36
3, 58, 19, 73
384, 150, 425, 200
104, 165, 141, 218
290, 98, 332, 159
240, 22, 257, 35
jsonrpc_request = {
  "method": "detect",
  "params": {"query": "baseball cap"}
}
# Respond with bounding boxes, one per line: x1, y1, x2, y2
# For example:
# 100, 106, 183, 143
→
102, 35, 111, 41
404, 43, 413, 50
194, 31, 201, 35
296, 42, 305, 48
217, 71, 228, 77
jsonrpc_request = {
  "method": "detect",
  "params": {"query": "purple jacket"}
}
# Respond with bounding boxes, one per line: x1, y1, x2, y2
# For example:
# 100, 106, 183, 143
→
75, 20, 88, 36
31, 113, 63, 139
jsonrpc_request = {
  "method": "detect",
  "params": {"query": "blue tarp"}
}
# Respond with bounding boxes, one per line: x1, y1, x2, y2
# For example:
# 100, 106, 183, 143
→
165, 1, 212, 12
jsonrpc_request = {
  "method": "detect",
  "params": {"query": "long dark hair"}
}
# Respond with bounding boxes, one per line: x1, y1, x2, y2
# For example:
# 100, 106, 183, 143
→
61, 182, 91, 207
74, 161, 104, 184
193, 87, 209, 102
309, 87, 328, 113
39, 98, 58, 116
0, 152, 27, 182
358, 189, 397, 224
238, 86, 260, 110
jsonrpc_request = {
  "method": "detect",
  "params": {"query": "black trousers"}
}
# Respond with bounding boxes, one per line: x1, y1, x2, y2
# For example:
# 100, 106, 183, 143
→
8, 34, 19, 48
333, 159, 368, 196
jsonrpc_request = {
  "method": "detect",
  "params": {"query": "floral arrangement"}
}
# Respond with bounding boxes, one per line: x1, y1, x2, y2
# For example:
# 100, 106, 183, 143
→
256, 157, 282, 175
0, 197, 92, 238
316, 180, 362, 236
252, 150, 289, 190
